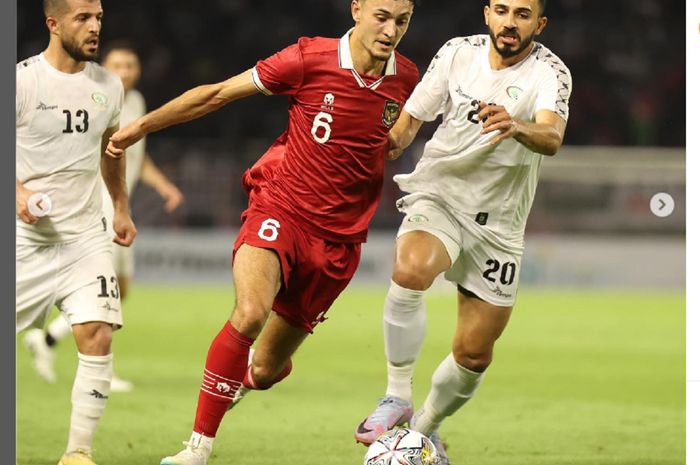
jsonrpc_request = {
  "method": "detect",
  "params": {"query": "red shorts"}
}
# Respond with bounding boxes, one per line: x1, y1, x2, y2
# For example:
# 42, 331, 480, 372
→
233, 204, 361, 333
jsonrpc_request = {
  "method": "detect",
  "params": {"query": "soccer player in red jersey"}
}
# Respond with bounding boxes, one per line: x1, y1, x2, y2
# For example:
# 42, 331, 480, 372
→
107, 1, 418, 463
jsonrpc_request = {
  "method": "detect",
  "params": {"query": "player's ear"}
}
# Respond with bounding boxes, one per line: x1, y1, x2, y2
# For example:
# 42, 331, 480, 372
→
45, 16, 60, 35
483, 5, 490, 27
351, 0, 362, 22
535, 15, 548, 35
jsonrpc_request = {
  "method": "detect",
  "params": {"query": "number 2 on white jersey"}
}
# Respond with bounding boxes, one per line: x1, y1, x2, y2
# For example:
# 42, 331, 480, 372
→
311, 111, 333, 144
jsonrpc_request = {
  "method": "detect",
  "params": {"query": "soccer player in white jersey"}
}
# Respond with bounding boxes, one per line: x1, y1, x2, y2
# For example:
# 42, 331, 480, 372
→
16, 1, 137, 464
354, 0, 571, 462
24, 42, 184, 393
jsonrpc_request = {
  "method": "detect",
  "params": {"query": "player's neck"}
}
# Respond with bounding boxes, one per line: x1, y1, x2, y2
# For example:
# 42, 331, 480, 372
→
488, 42, 534, 71
348, 34, 386, 77
43, 42, 87, 74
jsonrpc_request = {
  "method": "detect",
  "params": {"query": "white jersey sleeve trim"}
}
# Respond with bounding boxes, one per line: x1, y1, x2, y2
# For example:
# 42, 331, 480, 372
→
252, 67, 273, 96
533, 44, 572, 121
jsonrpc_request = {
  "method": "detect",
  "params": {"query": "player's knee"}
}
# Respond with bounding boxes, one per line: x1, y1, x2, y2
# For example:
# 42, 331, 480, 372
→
452, 348, 492, 373
231, 301, 269, 337
392, 265, 435, 291
75, 323, 112, 356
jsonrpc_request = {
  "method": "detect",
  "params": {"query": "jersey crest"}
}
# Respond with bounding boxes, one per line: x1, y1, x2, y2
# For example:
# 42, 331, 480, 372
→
382, 100, 401, 127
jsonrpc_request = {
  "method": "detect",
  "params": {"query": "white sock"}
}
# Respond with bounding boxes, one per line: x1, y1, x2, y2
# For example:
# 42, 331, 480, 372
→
66, 353, 113, 453
386, 363, 414, 402
383, 281, 427, 401
47, 314, 72, 342
413, 353, 484, 435
188, 431, 215, 449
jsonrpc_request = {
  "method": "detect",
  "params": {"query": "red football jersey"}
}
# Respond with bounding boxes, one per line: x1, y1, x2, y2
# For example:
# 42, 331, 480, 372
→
244, 31, 419, 243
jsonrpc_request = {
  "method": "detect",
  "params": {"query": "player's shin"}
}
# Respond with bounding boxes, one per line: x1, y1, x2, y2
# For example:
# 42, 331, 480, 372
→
66, 352, 113, 454
413, 353, 484, 435
383, 280, 427, 401
194, 322, 253, 438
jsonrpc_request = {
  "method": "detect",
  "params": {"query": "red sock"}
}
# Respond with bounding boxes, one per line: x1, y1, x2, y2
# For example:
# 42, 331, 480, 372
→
194, 322, 253, 437
243, 359, 293, 390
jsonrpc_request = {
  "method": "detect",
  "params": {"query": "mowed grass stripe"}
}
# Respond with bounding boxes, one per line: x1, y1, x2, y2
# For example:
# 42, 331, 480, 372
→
17, 287, 684, 465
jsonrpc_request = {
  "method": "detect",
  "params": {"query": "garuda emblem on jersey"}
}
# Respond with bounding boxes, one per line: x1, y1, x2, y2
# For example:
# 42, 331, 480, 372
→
382, 100, 401, 127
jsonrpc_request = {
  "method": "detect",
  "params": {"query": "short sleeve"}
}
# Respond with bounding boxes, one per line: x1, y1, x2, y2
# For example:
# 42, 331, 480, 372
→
534, 61, 572, 121
16, 68, 28, 124
252, 43, 304, 96
404, 39, 461, 122
109, 79, 124, 128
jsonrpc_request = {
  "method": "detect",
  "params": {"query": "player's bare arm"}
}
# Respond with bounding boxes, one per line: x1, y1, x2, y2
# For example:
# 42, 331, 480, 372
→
386, 111, 424, 160
479, 102, 566, 155
106, 69, 259, 156
101, 124, 137, 246
140, 154, 184, 213
15, 179, 38, 225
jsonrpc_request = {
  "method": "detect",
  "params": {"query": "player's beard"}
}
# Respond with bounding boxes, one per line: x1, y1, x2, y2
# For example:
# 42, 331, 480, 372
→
62, 36, 99, 62
489, 27, 535, 58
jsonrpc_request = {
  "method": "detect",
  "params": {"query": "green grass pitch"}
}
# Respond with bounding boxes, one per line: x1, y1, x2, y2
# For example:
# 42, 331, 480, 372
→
17, 286, 685, 465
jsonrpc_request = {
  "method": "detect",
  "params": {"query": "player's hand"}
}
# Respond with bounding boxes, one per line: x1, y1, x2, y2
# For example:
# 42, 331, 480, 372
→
478, 101, 520, 146
112, 209, 137, 247
106, 121, 145, 158
16, 184, 38, 225
160, 183, 184, 213
385, 131, 404, 160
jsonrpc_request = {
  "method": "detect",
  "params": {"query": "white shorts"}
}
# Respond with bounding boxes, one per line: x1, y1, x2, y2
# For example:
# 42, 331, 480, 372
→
111, 241, 135, 278
16, 230, 123, 333
397, 195, 522, 307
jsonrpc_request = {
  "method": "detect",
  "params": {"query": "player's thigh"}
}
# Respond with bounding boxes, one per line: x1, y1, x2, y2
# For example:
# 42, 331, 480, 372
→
231, 244, 281, 322
394, 231, 452, 284
231, 206, 289, 324
253, 312, 308, 370
16, 243, 60, 333
454, 290, 512, 358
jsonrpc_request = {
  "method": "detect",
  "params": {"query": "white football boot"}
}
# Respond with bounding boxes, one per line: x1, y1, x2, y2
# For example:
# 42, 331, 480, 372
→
160, 433, 213, 465
110, 373, 134, 393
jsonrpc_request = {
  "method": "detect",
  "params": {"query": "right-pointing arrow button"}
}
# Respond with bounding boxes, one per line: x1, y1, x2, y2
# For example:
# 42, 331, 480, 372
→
650, 193, 675, 218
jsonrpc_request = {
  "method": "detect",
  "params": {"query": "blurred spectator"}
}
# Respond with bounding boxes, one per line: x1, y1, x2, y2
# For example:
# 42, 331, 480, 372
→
18, 0, 685, 148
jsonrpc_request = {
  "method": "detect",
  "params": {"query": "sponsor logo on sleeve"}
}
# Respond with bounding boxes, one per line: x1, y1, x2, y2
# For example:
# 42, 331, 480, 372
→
407, 214, 428, 223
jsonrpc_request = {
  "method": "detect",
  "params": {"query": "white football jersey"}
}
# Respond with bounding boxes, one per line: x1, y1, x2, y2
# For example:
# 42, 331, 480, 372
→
101, 89, 146, 228
16, 53, 123, 244
396, 35, 572, 245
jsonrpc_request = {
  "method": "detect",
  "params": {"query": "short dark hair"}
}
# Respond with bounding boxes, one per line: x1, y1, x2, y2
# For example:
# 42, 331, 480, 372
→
43, 0, 68, 17
360, 0, 418, 5
101, 39, 140, 62
487, 0, 546, 16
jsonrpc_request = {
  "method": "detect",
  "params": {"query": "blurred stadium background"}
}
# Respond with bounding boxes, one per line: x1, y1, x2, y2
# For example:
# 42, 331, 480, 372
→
18, 0, 687, 288
17, 1, 686, 464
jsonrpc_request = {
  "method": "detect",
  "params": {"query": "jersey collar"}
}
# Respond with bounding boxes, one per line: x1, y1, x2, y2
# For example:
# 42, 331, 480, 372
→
338, 28, 397, 83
